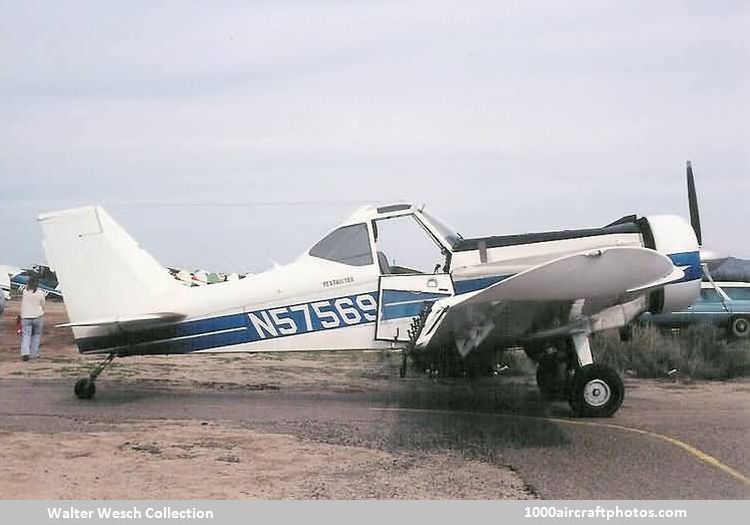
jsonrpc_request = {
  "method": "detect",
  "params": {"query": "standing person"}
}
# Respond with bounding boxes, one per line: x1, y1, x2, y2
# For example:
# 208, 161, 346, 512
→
20, 275, 45, 361
0, 288, 6, 341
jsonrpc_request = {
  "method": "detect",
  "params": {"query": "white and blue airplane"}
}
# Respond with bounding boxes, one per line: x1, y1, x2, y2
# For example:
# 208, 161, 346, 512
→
13, 265, 64, 300
1, 264, 64, 301
39, 163, 708, 417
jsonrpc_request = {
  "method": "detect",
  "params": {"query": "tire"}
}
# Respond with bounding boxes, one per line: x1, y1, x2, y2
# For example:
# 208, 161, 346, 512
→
536, 355, 567, 401
568, 364, 624, 418
730, 316, 750, 339
74, 377, 96, 400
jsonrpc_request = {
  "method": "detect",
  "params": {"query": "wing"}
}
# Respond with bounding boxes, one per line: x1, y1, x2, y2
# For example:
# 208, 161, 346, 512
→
416, 247, 682, 353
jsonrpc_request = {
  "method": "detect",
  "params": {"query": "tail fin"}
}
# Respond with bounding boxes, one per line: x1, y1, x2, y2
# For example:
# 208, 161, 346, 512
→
38, 206, 182, 326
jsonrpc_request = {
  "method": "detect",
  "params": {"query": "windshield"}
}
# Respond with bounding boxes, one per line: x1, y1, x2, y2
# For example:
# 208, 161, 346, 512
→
418, 209, 462, 247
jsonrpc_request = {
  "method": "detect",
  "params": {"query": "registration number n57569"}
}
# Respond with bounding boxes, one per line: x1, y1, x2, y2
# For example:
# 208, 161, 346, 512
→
247, 293, 378, 340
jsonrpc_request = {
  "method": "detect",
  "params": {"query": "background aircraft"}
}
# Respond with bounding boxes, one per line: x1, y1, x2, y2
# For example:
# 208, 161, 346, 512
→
5, 264, 64, 300
167, 267, 248, 287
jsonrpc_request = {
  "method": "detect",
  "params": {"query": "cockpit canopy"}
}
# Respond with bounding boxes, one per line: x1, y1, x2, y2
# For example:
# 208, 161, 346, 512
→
307, 204, 462, 271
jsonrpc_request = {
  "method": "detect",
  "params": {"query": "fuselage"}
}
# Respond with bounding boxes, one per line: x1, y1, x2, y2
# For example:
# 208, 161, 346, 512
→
42, 204, 700, 356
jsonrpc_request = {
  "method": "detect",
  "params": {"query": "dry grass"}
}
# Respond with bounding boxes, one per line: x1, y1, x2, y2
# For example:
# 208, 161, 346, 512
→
593, 324, 750, 380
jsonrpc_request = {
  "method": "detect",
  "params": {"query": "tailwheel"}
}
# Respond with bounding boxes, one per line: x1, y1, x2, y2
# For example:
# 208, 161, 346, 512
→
568, 364, 624, 418
73, 353, 115, 400
535, 355, 568, 400
74, 377, 96, 400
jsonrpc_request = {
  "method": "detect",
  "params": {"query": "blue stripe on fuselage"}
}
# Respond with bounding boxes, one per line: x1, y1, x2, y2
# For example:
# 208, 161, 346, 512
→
76, 311, 250, 353
380, 289, 449, 320
668, 251, 702, 282
453, 274, 511, 295
77, 292, 382, 354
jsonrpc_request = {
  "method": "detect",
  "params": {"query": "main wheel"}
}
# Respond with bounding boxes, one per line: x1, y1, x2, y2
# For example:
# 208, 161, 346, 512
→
74, 377, 96, 400
730, 316, 750, 339
536, 355, 568, 400
568, 364, 624, 418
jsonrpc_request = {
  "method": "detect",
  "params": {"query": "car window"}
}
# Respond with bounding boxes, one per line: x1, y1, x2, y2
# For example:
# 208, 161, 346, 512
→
699, 289, 721, 302
309, 223, 373, 266
724, 287, 750, 300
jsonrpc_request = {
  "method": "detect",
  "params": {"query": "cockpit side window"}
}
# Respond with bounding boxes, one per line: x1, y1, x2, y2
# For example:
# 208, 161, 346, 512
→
309, 223, 373, 266
374, 215, 448, 274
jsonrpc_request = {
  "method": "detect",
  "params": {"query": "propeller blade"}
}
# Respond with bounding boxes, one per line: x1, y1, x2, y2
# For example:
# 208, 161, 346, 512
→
686, 160, 703, 246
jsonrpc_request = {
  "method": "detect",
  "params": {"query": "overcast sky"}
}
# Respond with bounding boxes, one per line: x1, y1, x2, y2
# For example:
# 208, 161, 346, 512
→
1, 0, 748, 272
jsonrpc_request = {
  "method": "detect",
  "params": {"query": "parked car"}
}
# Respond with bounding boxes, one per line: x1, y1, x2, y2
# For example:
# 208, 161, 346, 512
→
640, 281, 750, 338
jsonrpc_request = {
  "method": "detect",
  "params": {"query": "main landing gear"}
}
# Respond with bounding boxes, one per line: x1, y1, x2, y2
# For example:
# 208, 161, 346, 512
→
74, 353, 116, 400
534, 333, 624, 418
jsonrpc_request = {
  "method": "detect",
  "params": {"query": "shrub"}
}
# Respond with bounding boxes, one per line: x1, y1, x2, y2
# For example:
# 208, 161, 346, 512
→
593, 324, 750, 380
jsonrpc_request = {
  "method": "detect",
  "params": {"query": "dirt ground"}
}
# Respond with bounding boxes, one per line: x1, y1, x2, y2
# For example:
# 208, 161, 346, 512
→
0, 421, 530, 499
0, 301, 533, 499
2, 302, 747, 499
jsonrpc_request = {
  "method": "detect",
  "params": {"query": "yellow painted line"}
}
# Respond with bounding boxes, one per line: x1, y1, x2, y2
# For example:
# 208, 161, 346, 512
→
370, 406, 750, 486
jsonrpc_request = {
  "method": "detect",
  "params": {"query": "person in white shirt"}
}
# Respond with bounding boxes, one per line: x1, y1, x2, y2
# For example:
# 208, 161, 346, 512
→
20, 275, 45, 361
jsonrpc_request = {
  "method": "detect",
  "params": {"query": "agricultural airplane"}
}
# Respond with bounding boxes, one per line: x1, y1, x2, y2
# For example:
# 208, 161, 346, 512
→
40, 163, 708, 417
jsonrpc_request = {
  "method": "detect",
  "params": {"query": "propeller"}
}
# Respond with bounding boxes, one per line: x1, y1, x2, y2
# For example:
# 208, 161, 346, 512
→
686, 161, 702, 246
685, 161, 726, 273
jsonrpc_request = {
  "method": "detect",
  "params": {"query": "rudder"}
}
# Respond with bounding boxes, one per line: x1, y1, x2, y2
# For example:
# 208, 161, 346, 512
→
38, 206, 182, 327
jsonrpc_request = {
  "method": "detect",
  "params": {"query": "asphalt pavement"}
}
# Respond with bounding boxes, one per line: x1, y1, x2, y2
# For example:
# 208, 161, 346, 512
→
0, 377, 748, 499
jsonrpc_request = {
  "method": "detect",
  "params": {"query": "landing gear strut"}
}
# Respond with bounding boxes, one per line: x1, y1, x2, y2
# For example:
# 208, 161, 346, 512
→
74, 353, 115, 400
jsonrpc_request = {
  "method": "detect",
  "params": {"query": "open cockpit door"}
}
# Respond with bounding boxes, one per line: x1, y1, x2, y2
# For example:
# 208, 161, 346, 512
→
375, 274, 454, 342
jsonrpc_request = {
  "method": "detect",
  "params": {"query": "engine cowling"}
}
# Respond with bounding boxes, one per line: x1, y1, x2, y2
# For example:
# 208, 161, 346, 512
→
639, 215, 701, 314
